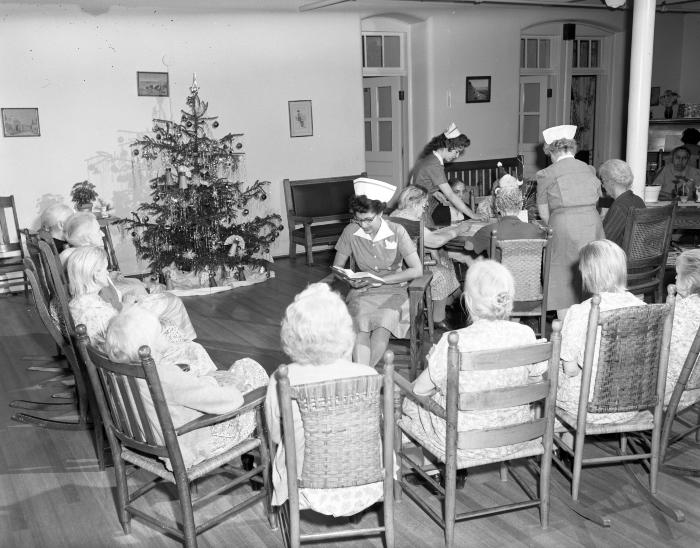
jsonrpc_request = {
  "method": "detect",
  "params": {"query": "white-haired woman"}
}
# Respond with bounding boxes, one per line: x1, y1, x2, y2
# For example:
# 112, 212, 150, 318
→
401, 260, 548, 463
264, 283, 382, 516
537, 126, 604, 319
665, 249, 700, 407
392, 185, 468, 329
599, 159, 645, 247
40, 203, 74, 252
556, 239, 645, 423
67, 246, 196, 347
104, 306, 267, 470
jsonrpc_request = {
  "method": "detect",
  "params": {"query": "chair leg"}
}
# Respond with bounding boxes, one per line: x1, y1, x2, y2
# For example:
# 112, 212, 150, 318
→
113, 456, 132, 534
539, 453, 551, 529
443, 462, 457, 548
178, 481, 197, 548
383, 498, 395, 548
289, 238, 296, 261
499, 462, 508, 482
623, 460, 685, 522
571, 429, 586, 500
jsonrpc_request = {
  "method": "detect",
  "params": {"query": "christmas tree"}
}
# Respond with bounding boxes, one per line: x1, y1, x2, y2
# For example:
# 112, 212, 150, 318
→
124, 77, 282, 285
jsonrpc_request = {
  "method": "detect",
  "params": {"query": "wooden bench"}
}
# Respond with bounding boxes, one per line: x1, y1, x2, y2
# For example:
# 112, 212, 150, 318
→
283, 173, 365, 265
444, 156, 522, 198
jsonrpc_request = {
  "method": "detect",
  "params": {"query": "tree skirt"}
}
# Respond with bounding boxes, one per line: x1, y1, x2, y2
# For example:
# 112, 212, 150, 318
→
164, 264, 275, 297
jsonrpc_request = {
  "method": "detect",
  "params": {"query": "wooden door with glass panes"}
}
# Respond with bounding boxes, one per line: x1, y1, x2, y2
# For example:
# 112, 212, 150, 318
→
363, 76, 404, 197
518, 75, 548, 178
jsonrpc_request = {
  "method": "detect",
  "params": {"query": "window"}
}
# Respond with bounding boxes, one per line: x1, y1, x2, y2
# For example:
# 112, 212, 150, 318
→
362, 33, 402, 69
520, 38, 551, 69
572, 39, 601, 68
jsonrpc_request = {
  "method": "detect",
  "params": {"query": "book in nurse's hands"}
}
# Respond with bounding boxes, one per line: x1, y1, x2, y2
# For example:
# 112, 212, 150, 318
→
332, 266, 384, 283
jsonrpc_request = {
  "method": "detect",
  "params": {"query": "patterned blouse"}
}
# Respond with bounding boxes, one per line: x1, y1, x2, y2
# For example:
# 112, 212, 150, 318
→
666, 294, 700, 409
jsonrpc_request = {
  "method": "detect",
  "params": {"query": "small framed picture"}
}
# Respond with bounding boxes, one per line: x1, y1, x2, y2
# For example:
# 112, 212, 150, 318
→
466, 76, 492, 103
137, 71, 169, 97
288, 100, 313, 138
2, 108, 40, 137
650, 86, 660, 107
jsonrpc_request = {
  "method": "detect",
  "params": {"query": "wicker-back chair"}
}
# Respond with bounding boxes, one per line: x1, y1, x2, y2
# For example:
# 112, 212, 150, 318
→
76, 326, 273, 548
393, 323, 562, 548
9, 257, 94, 432
274, 358, 395, 548
489, 228, 553, 337
0, 195, 28, 296
658, 301, 700, 477
621, 204, 676, 302
553, 294, 684, 527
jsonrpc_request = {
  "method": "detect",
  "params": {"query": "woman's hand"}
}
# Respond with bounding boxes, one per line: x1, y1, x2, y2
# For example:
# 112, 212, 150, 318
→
562, 360, 580, 377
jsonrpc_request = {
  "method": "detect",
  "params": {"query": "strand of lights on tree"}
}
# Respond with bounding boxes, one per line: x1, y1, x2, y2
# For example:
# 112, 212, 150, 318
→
122, 75, 283, 286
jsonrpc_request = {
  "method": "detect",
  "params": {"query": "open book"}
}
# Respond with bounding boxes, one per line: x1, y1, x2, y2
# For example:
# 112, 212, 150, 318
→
332, 265, 384, 283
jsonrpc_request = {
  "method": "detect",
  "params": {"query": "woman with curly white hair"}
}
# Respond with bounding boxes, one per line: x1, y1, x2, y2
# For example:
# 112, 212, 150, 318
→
400, 260, 548, 463
264, 283, 383, 517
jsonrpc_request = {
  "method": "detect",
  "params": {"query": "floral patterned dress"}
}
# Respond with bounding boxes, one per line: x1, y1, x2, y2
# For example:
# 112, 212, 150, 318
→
557, 291, 645, 423
401, 319, 547, 465
665, 294, 700, 409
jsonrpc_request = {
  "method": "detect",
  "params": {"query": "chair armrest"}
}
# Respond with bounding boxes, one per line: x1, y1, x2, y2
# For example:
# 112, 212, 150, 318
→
288, 211, 315, 225
175, 385, 267, 436
408, 273, 433, 293
394, 374, 448, 420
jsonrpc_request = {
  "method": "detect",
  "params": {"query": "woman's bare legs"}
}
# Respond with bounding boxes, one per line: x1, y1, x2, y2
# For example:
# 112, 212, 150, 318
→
354, 332, 371, 365
369, 327, 392, 367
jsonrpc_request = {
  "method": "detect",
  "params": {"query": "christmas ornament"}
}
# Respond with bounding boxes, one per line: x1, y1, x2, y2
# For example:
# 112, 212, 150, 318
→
186, 121, 193, 128
133, 149, 139, 156
261, 193, 267, 201
243, 209, 249, 216
183, 249, 196, 260
212, 121, 219, 128
156, 133, 162, 140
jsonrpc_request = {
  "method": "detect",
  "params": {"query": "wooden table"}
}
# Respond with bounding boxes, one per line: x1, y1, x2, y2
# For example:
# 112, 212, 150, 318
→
646, 201, 700, 230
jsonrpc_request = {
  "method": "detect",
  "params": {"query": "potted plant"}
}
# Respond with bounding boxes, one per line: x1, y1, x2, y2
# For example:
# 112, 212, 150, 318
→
70, 180, 99, 211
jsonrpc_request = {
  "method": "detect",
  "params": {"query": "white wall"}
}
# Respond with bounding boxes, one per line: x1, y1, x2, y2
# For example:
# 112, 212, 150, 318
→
650, 13, 685, 120
0, 5, 364, 268
680, 15, 700, 105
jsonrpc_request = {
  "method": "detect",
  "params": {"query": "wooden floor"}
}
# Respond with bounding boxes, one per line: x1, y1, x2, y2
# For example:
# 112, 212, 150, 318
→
2, 252, 700, 547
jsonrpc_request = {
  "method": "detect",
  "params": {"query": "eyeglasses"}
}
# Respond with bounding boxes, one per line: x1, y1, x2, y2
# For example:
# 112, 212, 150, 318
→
352, 214, 377, 226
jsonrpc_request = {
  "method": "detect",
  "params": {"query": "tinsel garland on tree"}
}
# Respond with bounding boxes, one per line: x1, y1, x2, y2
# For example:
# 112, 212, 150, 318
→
122, 77, 282, 283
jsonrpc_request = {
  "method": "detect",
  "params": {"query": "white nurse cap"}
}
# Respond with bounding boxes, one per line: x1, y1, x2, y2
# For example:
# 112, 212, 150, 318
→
542, 125, 577, 144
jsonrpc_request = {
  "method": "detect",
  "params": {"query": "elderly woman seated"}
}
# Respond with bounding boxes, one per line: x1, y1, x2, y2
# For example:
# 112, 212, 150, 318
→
333, 190, 423, 367
39, 203, 74, 252
105, 306, 267, 470
67, 246, 196, 345
556, 239, 645, 423
400, 260, 548, 466
599, 159, 645, 247
392, 185, 471, 329
465, 184, 544, 257
664, 249, 700, 408
264, 283, 383, 517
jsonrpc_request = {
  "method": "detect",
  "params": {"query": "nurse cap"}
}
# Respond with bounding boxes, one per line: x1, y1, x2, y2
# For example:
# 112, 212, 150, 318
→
353, 177, 397, 203
542, 124, 577, 144
497, 173, 523, 190
444, 122, 462, 139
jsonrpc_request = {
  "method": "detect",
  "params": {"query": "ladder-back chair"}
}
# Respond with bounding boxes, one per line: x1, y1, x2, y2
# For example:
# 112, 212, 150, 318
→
274, 357, 394, 548
0, 195, 28, 296
394, 324, 562, 548
490, 227, 553, 337
76, 327, 273, 548
621, 204, 676, 302
553, 294, 684, 527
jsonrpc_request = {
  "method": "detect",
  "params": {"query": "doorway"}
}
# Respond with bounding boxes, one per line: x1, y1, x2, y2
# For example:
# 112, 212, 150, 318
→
363, 76, 406, 192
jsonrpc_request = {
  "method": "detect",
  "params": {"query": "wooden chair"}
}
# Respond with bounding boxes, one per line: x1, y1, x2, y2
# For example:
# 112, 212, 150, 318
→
621, 203, 676, 303
274, 357, 395, 548
76, 326, 273, 548
552, 294, 684, 527
0, 195, 28, 296
9, 257, 94, 432
657, 304, 700, 477
283, 173, 364, 265
444, 156, 522, 198
393, 323, 562, 548
489, 228, 553, 338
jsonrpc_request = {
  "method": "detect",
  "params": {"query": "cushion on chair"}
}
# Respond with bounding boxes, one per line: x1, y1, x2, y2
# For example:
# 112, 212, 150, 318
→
554, 408, 654, 435
398, 417, 544, 469
121, 436, 260, 482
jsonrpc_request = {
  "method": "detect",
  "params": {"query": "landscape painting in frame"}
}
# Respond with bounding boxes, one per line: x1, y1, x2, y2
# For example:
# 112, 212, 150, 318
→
137, 71, 169, 97
466, 76, 491, 104
2, 108, 40, 137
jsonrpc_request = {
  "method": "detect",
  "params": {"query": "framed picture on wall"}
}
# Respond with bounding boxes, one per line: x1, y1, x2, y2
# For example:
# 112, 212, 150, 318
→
137, 71, 169, 97
466, 76, 491, 103
288, 100, 313, 137
2, 108, 40, 137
